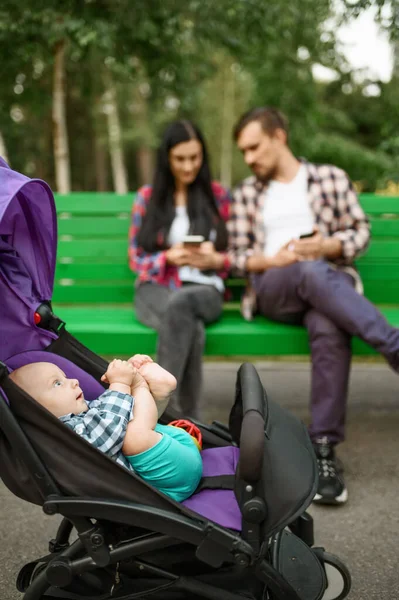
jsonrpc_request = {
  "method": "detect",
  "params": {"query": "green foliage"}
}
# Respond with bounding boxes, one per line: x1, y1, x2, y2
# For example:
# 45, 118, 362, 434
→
0, 0, 396, 191
305, 132, 395, 191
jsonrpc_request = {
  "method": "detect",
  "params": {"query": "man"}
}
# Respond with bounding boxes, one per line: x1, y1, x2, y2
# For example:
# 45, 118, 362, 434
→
228, 106, 399, 505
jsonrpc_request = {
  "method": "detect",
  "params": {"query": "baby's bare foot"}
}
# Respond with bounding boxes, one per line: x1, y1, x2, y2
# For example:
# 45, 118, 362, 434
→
139, 362, 177, 402
128, 354, 153, 370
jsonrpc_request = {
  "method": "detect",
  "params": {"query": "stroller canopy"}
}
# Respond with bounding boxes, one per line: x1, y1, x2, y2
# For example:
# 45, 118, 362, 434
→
0, 158, 58, 361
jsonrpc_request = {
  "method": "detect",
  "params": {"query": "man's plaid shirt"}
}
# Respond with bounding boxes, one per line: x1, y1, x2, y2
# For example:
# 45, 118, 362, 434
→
227, 161, 371, 319
59, 390, 134, 471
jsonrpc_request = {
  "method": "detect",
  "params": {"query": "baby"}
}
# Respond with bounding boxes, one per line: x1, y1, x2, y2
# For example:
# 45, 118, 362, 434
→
10, 355, 203, 502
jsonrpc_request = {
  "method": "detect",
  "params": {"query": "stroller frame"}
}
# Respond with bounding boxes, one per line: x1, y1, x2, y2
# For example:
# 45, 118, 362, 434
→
0, 326, 349, 600
0, 160, 351, 600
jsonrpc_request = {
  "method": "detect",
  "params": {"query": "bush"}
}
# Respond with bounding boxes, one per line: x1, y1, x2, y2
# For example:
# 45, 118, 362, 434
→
300, 133, 395, 192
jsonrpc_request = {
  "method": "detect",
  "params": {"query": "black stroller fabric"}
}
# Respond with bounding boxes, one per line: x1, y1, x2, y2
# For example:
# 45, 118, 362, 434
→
1, 349, 317, 540
0, 161, 351, 600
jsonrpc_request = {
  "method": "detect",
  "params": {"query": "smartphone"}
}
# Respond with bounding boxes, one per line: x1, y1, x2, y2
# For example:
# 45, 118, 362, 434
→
299, 232, 315, 239
182, 235, 205, 247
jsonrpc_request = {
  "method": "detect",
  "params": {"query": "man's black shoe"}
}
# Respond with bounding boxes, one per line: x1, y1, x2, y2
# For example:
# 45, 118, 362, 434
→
312, 438, 348, 505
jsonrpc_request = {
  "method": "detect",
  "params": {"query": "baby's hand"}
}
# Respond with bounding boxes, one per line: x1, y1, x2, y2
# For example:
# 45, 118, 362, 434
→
101, 359, 135, 387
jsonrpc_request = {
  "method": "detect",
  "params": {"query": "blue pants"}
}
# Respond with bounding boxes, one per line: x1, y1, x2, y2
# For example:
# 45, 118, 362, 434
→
126, 424, 203, 501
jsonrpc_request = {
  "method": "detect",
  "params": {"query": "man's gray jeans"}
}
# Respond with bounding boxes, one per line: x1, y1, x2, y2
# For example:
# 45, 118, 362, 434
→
253, 260, 399, 444
135, 282, 223, 419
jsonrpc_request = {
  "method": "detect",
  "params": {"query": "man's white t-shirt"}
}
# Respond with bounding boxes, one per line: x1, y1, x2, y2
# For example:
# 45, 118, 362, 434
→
167, 205, 224, 293
263, 165, 314, 257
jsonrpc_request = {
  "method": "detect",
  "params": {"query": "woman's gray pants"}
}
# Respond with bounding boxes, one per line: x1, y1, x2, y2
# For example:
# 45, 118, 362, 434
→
135, 282, 223, 419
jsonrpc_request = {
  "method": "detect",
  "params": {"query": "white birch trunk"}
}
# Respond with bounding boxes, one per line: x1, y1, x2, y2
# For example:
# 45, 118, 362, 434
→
134, 89, 154, 185
220, 65, 235, 189
103, 75, 128, 194
93, 97, 108, 191
52, 39, 71, 194
0, 130, 9, 164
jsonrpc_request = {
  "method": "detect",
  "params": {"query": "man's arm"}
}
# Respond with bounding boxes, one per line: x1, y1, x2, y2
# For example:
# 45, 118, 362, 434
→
227, 185, 256, 276
292, 171, 370, 263
246, 249, 299, 272
330, 176, 370, 262
228, 184, 300, 274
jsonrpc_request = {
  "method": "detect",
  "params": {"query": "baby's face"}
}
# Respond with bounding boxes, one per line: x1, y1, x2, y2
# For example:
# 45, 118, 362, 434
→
12, 362, 87, 418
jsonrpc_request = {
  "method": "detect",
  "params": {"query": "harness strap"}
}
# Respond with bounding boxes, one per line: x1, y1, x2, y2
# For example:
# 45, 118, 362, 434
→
195, 474, 235, 493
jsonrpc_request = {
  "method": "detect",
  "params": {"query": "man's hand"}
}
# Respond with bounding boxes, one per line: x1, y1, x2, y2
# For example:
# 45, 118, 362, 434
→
271, 247, 301, 268
185, 241, 224, 271
289, 228, 324, 261
246, 247, 299, 272
165, 243, 191, 267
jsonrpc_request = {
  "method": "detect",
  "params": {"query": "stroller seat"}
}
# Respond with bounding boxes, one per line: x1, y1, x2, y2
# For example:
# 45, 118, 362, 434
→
5, 349, 243, 530
0, 160, 351, 600
1, 349, 351, 600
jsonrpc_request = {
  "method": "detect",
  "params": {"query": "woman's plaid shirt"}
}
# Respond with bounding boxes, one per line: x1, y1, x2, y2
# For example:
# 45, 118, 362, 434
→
129, 182, 232, 289
227, 161, 371, 319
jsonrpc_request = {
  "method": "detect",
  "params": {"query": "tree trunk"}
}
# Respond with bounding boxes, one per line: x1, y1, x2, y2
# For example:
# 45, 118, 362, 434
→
93, 98, 108, 191
136, 146, 154, 186
94, 134, 108, 191
220, 64, 235, 189
0, 130, 9, 165
52, 39, 71, 193
133, 83, 155, 185
103, 74, 128, 194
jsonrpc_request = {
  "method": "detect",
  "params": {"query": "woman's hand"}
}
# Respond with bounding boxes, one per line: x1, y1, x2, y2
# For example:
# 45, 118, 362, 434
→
165, 243, 191, 266
185, 241, 224, 271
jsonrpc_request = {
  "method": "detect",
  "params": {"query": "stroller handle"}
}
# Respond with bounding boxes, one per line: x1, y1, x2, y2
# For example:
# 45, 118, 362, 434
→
232, 363, 266, 484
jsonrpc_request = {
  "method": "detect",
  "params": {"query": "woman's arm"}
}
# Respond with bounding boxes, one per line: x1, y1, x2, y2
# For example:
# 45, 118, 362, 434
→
128, 187, 169, 278
185, 182, 232, 274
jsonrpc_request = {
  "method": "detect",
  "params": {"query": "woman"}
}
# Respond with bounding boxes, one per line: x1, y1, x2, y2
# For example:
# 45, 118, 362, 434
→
129, 120, 231, 419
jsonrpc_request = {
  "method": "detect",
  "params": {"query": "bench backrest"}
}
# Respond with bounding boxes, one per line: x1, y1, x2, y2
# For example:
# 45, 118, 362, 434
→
53, 193, 399, 305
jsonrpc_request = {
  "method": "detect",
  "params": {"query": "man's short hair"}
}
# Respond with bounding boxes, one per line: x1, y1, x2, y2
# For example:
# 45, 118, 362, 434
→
233, 107, 289, 142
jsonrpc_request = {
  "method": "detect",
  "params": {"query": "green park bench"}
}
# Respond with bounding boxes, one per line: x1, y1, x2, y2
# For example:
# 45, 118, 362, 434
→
52, 193, 399, 357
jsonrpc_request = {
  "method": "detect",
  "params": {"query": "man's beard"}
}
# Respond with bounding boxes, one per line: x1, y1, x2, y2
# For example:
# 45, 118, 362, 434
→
254, 164, 278, 183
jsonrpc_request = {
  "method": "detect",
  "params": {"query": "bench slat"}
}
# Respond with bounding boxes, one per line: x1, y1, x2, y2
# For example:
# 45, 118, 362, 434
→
57, 215, 399, 238
51, 305, 399, 356
56, 238, 399, 260
56, 262, 132, 280
58, 239, 128, 258
54, 193, 398, 216
54, 262, 399, 282
53, 284, 133, 304
52, 278, 399, 304
58, 216, 130, 237
357, 195, 399, 215
55, 193, 133, 214
370, 219, 399, 237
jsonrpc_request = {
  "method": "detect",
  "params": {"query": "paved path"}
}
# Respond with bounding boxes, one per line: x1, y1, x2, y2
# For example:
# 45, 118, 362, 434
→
1, 361, 398, 600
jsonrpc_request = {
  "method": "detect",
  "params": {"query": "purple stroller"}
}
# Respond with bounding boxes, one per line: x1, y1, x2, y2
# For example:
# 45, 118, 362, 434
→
0, 159, 351, 600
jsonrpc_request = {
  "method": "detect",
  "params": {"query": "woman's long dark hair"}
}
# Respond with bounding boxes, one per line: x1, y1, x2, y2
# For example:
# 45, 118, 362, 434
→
136, 120, 228, 253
